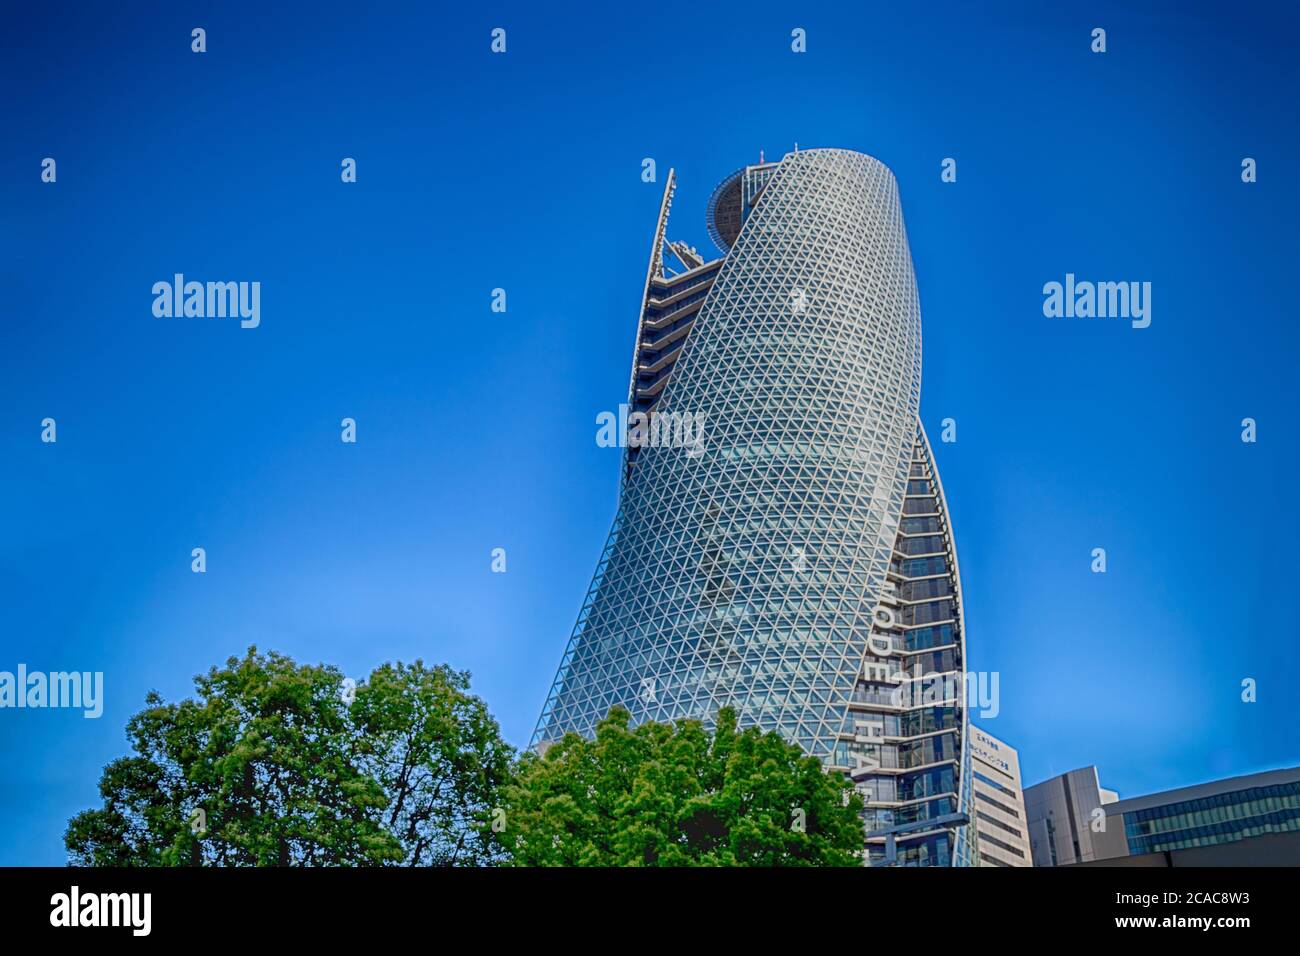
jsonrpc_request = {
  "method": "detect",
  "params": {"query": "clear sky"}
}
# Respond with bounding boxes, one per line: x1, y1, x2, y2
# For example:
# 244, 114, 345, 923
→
2, 1, 1298, 865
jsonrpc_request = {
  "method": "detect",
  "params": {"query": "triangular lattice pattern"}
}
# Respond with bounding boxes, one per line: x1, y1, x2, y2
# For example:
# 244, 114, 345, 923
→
534, 149, 925, 760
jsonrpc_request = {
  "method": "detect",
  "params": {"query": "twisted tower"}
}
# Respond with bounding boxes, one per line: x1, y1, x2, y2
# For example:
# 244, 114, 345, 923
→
535, 149, 972, 866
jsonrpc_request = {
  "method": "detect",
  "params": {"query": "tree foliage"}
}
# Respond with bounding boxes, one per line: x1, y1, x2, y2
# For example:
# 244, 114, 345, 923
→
501, 706, 864, 866
65, 649, 512, 866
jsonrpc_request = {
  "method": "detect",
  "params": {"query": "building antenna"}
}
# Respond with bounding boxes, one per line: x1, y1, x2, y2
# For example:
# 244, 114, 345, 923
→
759, 149, 764, 164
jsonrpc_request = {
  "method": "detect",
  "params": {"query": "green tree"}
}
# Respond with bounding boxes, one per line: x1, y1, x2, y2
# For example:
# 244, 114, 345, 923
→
501, 706, 864, 866
349, 660, 512, 865
65, 649, 512, 866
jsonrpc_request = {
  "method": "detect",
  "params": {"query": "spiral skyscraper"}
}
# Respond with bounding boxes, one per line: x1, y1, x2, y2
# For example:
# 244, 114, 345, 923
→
535, 148, 973, 866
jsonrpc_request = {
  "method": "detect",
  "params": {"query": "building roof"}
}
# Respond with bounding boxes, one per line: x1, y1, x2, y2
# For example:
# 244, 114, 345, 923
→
1106, 766, 1300, 815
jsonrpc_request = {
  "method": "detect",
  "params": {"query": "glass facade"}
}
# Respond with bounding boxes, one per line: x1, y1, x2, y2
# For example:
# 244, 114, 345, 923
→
1124, 781, 1300, 855
534, 149, 971, 865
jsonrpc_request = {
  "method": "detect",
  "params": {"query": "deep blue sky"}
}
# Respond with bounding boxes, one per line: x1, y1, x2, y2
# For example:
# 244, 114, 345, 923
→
3, 2, 1298, 865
